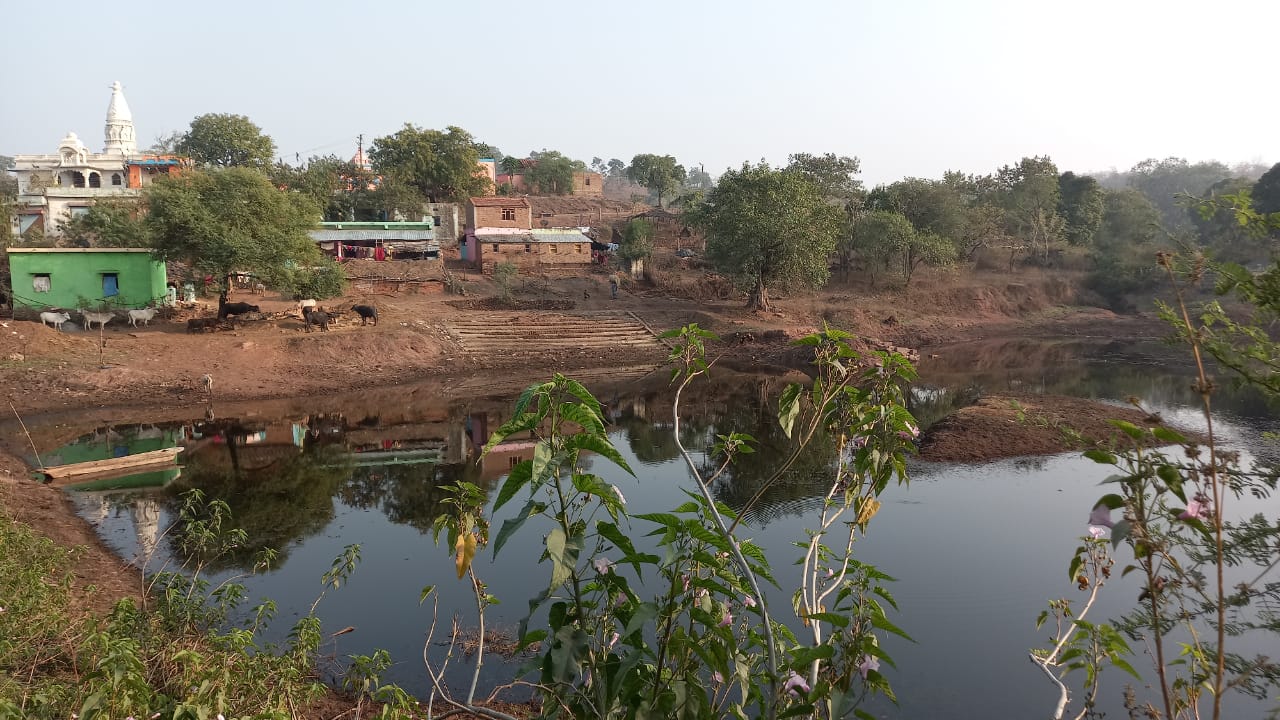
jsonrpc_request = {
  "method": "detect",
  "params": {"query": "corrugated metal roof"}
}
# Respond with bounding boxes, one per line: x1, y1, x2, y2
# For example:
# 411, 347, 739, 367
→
310, 230, 437, 242
473, 229, 589, 244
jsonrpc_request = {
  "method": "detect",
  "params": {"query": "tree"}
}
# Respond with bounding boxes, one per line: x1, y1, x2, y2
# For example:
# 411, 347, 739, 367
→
867, 178, 967, 248
369, 124, 492, 202
846, 210, 914, 286
690, 162, 843, 310
628, 154, 686, 207
995, 157, 1066, 262
1058, 172, 1105, 246
1126, 157, 1231, 231
1251, 162, 1280, 215
606, 158, 627, 178
684, 165, 715, 191
785, 153, 863, 200
1188, 177, 1260, 260
1086, 188, 1164, 309
525, 150, 583, 195
60, 198, 148, 248
144, 168, 322, 296
0, 155, 15, 247
176, 113, 277, 169
617, 218, 654, 262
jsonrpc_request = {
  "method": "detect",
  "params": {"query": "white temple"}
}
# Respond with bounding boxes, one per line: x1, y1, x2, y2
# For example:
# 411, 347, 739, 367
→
8, 81, 184, 238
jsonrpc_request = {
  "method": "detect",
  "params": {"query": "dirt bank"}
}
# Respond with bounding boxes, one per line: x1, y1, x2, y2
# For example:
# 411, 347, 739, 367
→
918, 394, 1180, 463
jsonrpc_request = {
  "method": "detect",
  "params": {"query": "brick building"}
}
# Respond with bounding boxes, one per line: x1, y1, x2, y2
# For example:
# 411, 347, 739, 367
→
465, 197, 531, 230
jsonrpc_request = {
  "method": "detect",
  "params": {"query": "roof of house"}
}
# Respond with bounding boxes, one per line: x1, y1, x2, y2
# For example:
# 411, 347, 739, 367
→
469, 197, 530, 208
473, 228, 590, 244
6, 248, 156, 254
309, 230, 436, 242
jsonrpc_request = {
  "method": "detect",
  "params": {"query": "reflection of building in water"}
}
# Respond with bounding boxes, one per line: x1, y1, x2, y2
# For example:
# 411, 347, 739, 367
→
131, 497, 161, 561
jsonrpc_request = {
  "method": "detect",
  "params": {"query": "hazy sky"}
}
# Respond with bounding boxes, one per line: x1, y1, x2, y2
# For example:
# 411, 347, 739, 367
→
3, 0, 1276, 185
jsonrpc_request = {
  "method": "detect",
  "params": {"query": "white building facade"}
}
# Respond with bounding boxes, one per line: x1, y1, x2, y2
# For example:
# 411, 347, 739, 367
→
9, 82, 185, 238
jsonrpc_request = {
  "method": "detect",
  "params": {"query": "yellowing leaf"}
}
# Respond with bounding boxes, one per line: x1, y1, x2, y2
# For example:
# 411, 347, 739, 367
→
455, 531, 477, 579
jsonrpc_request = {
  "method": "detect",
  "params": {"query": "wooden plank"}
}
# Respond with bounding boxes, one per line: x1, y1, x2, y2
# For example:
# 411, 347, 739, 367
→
39, 447, 184, 480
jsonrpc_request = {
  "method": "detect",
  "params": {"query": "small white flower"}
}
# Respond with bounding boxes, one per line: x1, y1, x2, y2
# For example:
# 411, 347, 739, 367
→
743, 595, 757, 608
593, 556, 613, 574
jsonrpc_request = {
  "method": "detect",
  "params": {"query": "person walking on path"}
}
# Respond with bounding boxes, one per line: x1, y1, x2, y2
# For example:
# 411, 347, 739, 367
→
609, 276, 619, 300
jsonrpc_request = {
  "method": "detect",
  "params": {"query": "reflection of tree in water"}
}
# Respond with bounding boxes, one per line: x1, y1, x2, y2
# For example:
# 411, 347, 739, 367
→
338, 461, 484, 533
167, 432, 350, 572
702, 398, 838, 527
621, 412, 712, 464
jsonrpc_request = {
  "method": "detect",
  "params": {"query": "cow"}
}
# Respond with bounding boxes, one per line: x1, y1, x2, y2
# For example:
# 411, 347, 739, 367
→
351, 305, 378, 326
303, 306, 329, 333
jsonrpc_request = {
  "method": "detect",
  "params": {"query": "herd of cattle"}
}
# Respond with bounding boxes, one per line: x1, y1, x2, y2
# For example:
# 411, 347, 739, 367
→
35, 299, 378, 335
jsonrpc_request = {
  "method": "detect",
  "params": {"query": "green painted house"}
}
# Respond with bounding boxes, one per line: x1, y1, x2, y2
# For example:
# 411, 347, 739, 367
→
6, 248, 167, 314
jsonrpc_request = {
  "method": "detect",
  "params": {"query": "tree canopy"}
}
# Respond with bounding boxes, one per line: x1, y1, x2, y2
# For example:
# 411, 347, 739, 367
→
1125, 157, 1231, 231
144, 168, 322, 294
628, 154, 687, 207
1252, 162, 1280, 215
1058, 172, 1105, 247
786, 153, 863, 200
176, 113, 277, 169
369, 124, 491, 202
60, 198, 148, 248
525, 150, 584, 195
690, 162, 843, 310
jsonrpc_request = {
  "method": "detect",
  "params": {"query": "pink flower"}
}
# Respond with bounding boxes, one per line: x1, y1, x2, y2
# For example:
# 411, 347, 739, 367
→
607, 632, 620, 650
743, 595, 757, 608
1088, 526, 1107, 539
783, 671, 810, 697
857, 654, 880, 679
1180, 499, 1210, 521
593, 557, 613, 574
719, 610, 733, 627
712, 670, 724, 683
825, 567, 835, 578
681, 574, 691, 592
1088, 504, 1114, 528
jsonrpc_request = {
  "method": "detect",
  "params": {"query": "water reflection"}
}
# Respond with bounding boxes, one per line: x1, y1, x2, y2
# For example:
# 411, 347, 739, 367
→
35, 340, 1280, 719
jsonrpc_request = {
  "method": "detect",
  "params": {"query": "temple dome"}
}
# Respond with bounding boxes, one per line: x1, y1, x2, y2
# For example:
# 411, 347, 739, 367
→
104, 81, 137, 155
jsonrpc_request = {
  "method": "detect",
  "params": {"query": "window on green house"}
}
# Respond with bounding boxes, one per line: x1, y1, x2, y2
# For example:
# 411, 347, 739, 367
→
33, 274, 51, 293
102, 273, 119, 297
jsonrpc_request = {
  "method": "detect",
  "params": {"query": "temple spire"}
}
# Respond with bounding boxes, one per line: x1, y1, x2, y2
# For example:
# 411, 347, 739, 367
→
103, 81, 137, 155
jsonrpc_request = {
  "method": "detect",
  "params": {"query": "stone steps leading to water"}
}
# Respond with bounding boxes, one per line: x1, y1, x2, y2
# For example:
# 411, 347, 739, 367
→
443, 312, 667, 355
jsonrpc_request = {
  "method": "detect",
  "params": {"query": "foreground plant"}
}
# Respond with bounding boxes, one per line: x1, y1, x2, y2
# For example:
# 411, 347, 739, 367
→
428, 324, 917, 719
1035, 202, 1280, 720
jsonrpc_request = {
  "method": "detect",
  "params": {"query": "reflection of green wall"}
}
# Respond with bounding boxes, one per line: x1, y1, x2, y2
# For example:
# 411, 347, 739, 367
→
43, 429, 180, 467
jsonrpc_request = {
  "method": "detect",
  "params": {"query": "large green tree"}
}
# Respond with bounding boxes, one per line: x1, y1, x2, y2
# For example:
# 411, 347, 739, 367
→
1086, 188, 1164, 309
867, 178, 967, 248
995, 156, 1066, 262
176, 113, 277, 169
691, 162, 843, 310
786, 153, 863, 200
369, 124, 491, 202
1058, 172, 1104, 246
846, 209, 914, 286
144, 168, 322, 295
1251, 162, 1280, 215
60, 198, 148, 248
628, 154, 687, 207
525, 150, 584, 195
1126, 157, 1231, 231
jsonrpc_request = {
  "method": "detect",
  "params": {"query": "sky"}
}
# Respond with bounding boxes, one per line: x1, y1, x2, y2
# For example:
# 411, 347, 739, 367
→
3, 0, 1277, 186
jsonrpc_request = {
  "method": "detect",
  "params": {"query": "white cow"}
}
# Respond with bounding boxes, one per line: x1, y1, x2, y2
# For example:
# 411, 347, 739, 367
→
82, 310, 115, 331
128, 307, 158, 327
39, 311, 71, 330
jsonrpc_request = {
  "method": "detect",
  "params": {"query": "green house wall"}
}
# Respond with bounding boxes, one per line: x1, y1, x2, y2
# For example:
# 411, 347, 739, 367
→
6, 249, 167, 312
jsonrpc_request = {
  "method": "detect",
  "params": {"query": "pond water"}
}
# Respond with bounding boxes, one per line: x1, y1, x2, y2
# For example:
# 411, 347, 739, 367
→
51, 335, 1280, 719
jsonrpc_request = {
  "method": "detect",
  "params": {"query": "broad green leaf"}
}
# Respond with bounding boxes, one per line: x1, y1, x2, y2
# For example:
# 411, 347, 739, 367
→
530, 439, 554, 485
778, 383, 802, 439
492, 460, 533, 512
1083, 449, 1118, 465
1151, 426, 1187, 444
1110, 519, 1132, 549
545, 527, 581, 591
558, 401, 604, 436
1094, 493, 1125, 510
1107, 419, 1146, 440
559, 375, 603, 417
566, 433, 634, 476
622, 601, 658, 639
799, 611, 849, 628
494, 498, 542, 556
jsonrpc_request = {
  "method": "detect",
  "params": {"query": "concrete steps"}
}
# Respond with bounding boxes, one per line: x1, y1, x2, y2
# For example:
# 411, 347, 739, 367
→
443, 312, 666, 355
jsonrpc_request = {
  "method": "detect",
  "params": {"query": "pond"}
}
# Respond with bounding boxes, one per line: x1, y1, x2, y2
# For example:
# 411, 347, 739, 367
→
52, 335, 1280, 719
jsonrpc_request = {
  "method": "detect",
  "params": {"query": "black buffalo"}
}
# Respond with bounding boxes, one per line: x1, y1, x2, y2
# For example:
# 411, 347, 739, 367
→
352, 305, 378, 326
218, 302, 259, 320
303, 306, 329, 333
